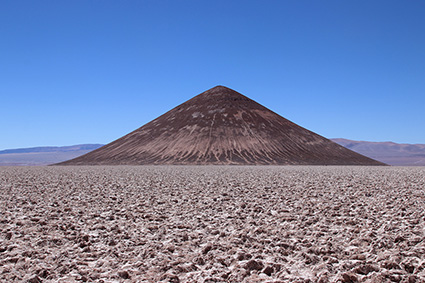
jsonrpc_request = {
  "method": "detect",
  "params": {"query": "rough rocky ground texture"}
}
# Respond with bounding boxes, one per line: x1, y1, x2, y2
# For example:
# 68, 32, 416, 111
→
1, 166, 424, 282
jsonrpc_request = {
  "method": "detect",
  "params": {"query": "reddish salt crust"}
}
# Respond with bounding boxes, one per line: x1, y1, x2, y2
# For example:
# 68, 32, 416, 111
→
1, 165, 424, 282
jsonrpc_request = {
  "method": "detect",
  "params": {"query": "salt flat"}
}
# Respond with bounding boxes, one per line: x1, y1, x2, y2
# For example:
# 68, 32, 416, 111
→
1, 166, 424, 282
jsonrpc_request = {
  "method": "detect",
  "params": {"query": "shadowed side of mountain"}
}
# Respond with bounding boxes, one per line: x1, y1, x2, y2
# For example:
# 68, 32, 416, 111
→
57, 86, 385, 165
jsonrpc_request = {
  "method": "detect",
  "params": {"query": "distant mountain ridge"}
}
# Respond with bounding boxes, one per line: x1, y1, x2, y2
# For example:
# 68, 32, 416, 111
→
331, 139, 425, 166
0, 144, 104, 166
0, 144, 103, 155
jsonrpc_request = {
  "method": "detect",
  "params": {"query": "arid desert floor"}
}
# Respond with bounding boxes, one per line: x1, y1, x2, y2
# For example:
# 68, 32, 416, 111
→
1, 166, 425, 282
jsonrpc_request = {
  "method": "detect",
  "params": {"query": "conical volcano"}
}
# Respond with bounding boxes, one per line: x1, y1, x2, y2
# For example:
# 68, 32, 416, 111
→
58, 86, 385, 165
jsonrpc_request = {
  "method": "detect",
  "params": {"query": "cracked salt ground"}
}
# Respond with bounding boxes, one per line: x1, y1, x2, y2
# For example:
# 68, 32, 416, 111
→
1, 166, 425, 282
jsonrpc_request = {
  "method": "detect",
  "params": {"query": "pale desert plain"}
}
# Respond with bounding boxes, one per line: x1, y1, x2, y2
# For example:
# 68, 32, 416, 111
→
1, 166, 425, 282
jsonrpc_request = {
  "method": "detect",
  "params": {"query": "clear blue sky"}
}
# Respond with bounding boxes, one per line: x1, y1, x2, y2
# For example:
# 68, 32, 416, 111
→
1, 0, 424, 149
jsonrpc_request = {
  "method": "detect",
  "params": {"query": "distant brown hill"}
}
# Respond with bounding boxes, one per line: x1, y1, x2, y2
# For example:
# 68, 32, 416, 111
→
57, 86, 384, 165
332, 138, 425, 166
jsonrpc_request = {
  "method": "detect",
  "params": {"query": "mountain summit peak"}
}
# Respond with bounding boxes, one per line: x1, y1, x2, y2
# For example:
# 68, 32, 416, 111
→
58, 86, 385, 165
198, 85, 246, 98
206, 85, 235, 92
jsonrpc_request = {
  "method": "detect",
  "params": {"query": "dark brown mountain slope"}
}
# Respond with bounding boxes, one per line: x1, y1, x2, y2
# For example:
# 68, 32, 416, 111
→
58, 86, 385, 165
